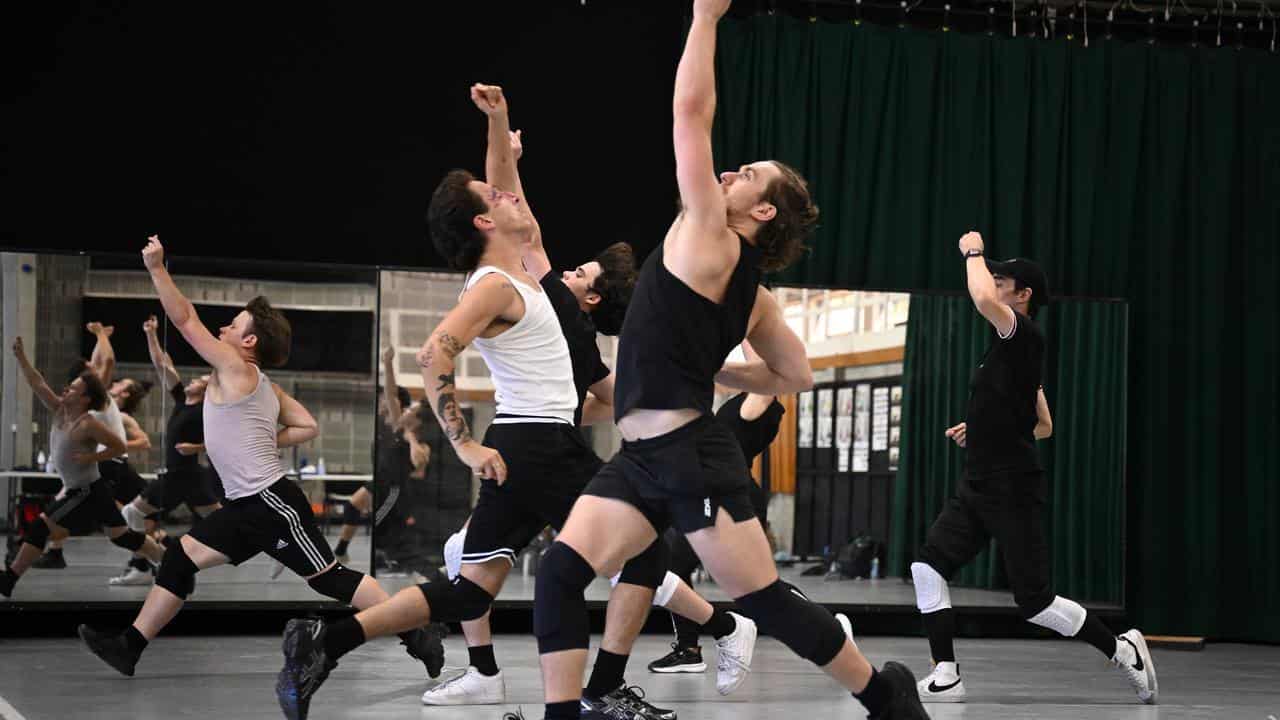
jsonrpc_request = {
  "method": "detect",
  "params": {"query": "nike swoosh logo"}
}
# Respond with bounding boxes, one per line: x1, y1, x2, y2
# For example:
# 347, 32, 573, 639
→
927, 679, 962, 693
1123, 638, 1144, 671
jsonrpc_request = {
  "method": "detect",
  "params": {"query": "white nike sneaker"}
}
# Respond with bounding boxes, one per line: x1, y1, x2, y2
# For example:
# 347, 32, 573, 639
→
420, 667, 505, 705
835, 612, 859, 652
121, 503, 148, 533
715, 612, 757, 695
1112, 629, 1158, 704
107, 567, 153, 586
917, 661, 966, 703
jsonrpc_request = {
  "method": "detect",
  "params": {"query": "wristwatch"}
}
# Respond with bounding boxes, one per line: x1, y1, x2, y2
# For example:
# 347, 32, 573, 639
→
963, 248, 984, 259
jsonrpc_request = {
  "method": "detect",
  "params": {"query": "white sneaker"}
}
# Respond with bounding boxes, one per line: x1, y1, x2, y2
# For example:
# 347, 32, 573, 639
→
420, 667, 505, 705
1113, 629, 1158, 704
107, 567, 153, 586
917, 661, 966, 703
121, 503, 148, 533
715, 612, 757, 695
835, 612, 859, 652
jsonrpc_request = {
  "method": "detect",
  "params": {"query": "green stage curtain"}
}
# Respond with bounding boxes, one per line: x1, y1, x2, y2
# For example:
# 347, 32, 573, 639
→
715, 16, 1280, 640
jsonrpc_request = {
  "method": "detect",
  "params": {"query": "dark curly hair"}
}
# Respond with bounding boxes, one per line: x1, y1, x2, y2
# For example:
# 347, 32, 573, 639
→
755, 161, 819, 273
244, 296, 291, 368
116, 378, 154, 415
588, 242, 637, 336
428, 170, 489, 272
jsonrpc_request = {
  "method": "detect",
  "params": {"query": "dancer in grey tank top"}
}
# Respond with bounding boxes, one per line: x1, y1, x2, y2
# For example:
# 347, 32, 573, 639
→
1, 339, 165, 599
78, 236, 444, 695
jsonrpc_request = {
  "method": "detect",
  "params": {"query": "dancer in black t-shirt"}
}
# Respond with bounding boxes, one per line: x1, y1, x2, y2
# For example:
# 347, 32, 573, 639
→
911, 231, 1157, 705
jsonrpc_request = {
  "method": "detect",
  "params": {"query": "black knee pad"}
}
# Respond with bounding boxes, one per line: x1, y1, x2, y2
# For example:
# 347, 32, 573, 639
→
307, 563, 365, 603
342, 501, 363, 525
734, 580, 846, 666
110, 529, 146, 552
533, 542, 596, 654
22, 517, 50, 550
617, 539, 667, 590
155, 540, 198, 599
419, 575, 494, 623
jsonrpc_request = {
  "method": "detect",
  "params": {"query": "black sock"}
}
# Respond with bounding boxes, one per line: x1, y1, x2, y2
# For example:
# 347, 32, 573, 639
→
322, 618, 366, 661
468, 644, 499, 676
544, 699, 580, 720
48, 547, 64, 557
585, 649, 628, 698
922, 608, 957, 662
852, 667, 890, 716
122, 626, 149, 656
1075, 612, 1117, 658
334, 539, 350, 556
702, 609, 737, 640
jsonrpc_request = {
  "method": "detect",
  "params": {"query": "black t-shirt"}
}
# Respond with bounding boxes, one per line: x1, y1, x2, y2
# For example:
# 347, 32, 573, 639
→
165, 382, 205, 470
374, 420, 412, 487
715, 392, 786, 463
541, 275, 612, 426
964, 311, 1045, 475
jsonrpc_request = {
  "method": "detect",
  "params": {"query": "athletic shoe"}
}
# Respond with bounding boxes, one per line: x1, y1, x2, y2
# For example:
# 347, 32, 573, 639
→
714, 612, 756, 695
875, 661, 930, 719
108, 566, 154, 586
647, 644, 706, 674
121, 503, 148, 533
0, 570, 16, 598
78, 625, 139, 677
401, 623, 448, 678
31, 550, 67, 569
1112, 629, 1158, 704
582, 684, 677, 720
916, 661, 964, 703
270, 560, 286, 580
276, 618, 336, 720
420, 667, 505, 705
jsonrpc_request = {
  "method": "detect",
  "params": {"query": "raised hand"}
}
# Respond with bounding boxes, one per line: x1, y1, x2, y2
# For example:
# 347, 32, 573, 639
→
510, 129, 523, 161
142, 235, 165, 270
469, 83, 508, 117
143, 315, 159, 334
958, 231, 984, 256
693, 0, 732, 21
11, 336, 24, 358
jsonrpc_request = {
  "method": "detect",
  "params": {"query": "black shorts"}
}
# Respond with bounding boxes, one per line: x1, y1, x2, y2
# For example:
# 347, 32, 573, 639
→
187, 477, 335, 577
100, 459, 147, 505
461, 421, 602, 567
46, 479, 127, 530
917, 470, 1052, 612
583, 414, 757, 535
143, 466, 221, 512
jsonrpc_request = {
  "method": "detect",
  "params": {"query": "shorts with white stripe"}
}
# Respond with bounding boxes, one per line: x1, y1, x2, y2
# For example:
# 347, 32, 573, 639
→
187, 477, 335, 577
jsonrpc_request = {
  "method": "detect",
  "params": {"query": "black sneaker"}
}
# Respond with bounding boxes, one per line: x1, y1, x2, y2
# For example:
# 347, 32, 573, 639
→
276, 618, 337, 720
78, 625, 139, 677
401, 622, 448, 678
582, 684, 676, 720
647, 644, 705, 674
0, 570, 16, 598
32, 550, 67, 569
875, 662, 930, 720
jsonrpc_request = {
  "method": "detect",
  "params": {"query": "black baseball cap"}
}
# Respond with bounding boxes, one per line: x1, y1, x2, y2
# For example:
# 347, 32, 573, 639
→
985, 257, 1049, 313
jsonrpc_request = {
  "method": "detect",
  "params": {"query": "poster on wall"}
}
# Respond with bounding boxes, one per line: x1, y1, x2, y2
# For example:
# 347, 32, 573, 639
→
816, 388, 834, 448
889, 384, 903, 470
835, 387, 853, 472
872, 386, 890, 452
853, 383, 871, 472
797, 391, 814, 448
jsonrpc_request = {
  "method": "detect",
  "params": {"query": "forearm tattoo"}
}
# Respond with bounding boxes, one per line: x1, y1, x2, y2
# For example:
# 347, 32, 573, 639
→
436, 389, 471, 444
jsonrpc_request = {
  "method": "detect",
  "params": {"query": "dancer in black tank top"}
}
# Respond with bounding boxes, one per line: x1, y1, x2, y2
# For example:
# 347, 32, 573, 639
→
531, 3, 928, 719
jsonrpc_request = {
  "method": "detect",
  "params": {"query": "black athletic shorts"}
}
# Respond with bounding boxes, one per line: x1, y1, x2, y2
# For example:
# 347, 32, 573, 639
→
143, 466, 221, 511
187, 477, 335, 577
916, 470, 1053, 612
46, 478, 127, 530
461, 421, 602, 567
100, 459, 147, 505
583, 414, 756, 535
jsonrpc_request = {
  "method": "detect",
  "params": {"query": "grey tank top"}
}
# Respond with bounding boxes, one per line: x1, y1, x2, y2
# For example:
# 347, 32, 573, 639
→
203, 366, 285, 500
50, 417, 100, 490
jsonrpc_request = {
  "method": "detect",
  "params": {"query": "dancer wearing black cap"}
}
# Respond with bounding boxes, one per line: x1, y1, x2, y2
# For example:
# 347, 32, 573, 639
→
910, 231, 1158, 705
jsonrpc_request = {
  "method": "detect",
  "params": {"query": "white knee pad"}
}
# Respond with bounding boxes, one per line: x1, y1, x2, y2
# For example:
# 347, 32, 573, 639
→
653, 571, 680, 608
911, 562, 952, 613
443, 528, 466, 580
122, 502, 148, 533
1027, 595, 1087, 637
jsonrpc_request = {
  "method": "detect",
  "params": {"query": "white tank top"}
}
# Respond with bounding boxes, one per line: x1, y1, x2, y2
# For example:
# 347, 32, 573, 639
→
465, 267, 576, 424
202, 366, 286, 500
90, 400, 128, 461
50, 417, 100, 490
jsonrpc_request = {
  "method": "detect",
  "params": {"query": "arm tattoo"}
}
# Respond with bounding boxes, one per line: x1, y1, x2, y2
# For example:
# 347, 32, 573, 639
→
436, 331, 466, 358
436, 390, 472, 444
436, 372, 455, 392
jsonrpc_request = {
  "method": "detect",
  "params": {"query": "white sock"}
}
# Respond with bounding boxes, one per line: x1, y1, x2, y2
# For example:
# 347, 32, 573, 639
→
932, 661, 959, 679
1112, 637, 1136, 666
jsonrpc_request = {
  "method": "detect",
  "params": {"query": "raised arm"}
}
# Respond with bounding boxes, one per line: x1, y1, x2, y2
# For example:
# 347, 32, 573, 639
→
716, 287, 813, 395
414, 274, 516, 482
11, 337, 60, 411
272, 384, 319, 448
1034, 387, 1053, 439
141, 236, 246, 376
143, 315, 181, 390
380, 345, 403, 426
86, 322, 117, 386
671, 0, 732, 239
121, 414, 152, 452
958, 232, 1016, 337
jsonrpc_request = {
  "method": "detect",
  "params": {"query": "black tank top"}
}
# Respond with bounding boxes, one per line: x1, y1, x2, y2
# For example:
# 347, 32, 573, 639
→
715, 392, 785, 462
614, 235, 762, 421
